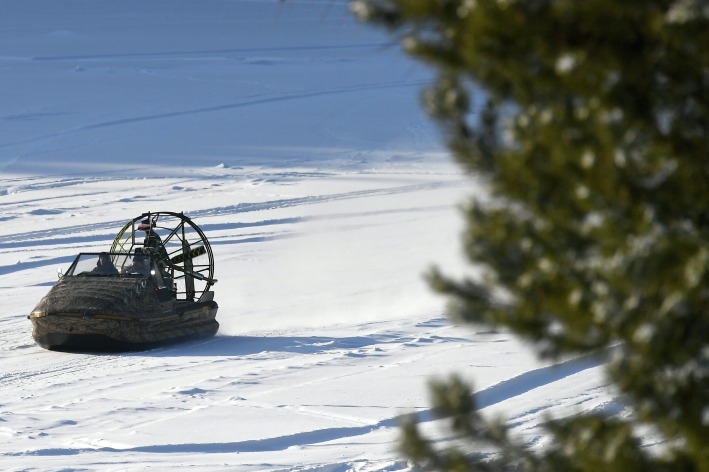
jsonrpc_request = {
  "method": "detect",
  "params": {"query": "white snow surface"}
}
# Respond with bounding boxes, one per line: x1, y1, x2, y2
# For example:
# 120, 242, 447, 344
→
1, 1, 624, 470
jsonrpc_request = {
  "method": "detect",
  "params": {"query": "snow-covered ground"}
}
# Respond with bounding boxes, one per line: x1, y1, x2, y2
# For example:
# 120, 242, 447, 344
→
1, 1, 620, 470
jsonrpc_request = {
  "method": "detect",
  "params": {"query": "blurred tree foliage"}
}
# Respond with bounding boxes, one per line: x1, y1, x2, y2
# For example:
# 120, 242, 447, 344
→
351, 0, 709, 470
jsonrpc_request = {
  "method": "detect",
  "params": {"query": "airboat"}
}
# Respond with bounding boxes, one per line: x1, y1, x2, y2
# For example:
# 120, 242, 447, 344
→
29, 211, 219, 351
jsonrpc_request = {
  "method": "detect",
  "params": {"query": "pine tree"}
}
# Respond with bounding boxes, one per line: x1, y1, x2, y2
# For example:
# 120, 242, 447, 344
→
351, 0, 709, 470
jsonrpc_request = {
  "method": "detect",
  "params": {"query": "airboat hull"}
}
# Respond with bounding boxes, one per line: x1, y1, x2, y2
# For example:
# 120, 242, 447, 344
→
29, 272, 219, 352
30, 303, 218, 352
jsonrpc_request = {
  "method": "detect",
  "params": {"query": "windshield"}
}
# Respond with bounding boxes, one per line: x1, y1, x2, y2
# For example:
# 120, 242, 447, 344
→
66, 252, 154, 278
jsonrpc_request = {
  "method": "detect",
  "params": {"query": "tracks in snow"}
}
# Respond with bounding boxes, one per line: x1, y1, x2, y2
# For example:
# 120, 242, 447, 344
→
0, 176, 467, 276
0, 316, 608, 460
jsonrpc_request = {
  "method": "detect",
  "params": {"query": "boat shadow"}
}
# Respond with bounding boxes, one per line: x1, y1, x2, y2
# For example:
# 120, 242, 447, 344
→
142, 333, 385, 358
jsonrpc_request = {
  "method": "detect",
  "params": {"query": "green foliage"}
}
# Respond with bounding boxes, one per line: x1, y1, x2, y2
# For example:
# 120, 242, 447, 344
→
351, 0, 709, 469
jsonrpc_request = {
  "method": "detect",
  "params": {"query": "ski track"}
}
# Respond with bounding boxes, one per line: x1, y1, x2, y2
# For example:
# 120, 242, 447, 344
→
1, 79, 427, 155
0, 315, 605, 462
0, 177, 467, 277
27, 43, 388, 64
